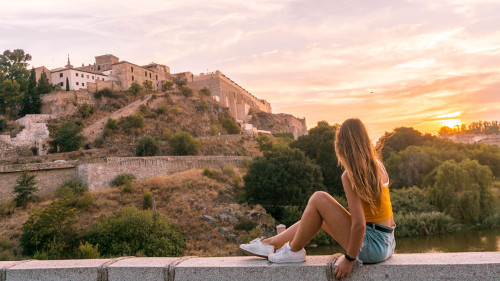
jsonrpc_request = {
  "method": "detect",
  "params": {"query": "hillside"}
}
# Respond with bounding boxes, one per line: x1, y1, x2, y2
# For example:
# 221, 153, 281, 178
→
0, 169, 276, 260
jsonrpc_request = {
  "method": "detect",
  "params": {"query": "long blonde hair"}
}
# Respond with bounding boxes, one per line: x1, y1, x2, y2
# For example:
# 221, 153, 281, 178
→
335, 118, 384, 211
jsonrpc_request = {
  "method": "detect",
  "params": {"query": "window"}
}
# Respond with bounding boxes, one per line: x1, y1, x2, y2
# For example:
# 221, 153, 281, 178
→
92, 76, 94, 79
145, 71, 147, 77
76, 82, 79, 85
75, 73, 78, 77
131, 66, 134, 72
60, 82, 63, 86
149, 73, 151, 78
102, 78, 104, 81
87, 75, 89, 78
156, 75, 158, 80
59, 73, 63, 78
82, 83, 85, 86
132, 75, 134, 81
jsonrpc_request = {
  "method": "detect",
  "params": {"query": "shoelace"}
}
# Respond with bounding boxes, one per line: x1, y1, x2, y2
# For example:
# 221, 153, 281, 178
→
248, 237, 263, 244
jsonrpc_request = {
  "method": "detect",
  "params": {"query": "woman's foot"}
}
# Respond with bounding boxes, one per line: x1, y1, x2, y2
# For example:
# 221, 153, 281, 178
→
239, 238, 274, 258
268, 242, 306, 263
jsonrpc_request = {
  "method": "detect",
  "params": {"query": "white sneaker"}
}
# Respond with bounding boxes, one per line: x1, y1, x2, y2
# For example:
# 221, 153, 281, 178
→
268, 242, 306, 263
239, 238, 274, 258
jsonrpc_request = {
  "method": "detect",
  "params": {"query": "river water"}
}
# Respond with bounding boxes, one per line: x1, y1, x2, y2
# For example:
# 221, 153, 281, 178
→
307, 228, 500, 255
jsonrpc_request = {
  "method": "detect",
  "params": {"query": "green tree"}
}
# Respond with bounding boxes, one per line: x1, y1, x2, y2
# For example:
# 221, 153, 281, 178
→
65, 77, 70, 91
220, 117, 240, 134
200, 87, 211, 96
20, 68, 40, 116
290, 121, 344, 195
427, 159, 497, 222
0, 78, 23, 117
169, 131, 201, 155
86, 206, 185, 257
13, 170, 38, 206
173, 77, 187, 88
129, 82, 142, 95
37, 70, 51, 95
377, 127, 435, 160
135, 135, 160, 156
142, 80, 153, 93
49, 120, 86, 152
162, 81, 173, 91
79, 102, 92, 118
119, 114, 144, 133
243, 147, 324, 222
0, 49, 32, 92
20, 199, 77, 258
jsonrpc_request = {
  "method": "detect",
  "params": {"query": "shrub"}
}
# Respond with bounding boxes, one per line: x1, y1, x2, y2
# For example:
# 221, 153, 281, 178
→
79, 103, 94, 118
55, 186, 76, 203
76, 192, 94, 211
173, 77, 187, 88
59, 179, 88, 195
0, 117, 7, 132
196, 100, 209, 113
135, 136, 159, 157
223, 165, 235, 176
93, 88, 117, 99
162, 81, 173, 91
202, 167, 220, 180
210, 124, 218, 136
243, 158, 251, 168
180, 86, 193, 97
220, 117, 240, 134
78, 242, 100, 259
156, 105, 168, 115
21, 199, 77, 258
171, 108, 181, 115
394, 211, 454, 238
232, 176, 241, 187
120, 114, 144, 132
13, 170, 38, 206
49, 120, 86, 153
0, 200, 16, 217
0, 238, 16, 261
200, 87, 211, 96
112, 173, 136, 186
129, 82, 142, 95
280, 205, 302, 227
391, 186, 435, 214
234, 218, 258, 231
105, 118, 118, 130
170, 131, 201, 155
94, 138, 105, 148
143, 190, 152, 210
86, 206, 185, 257
142, 80, 153, 93
160, 129, 172, 141
122, 181, 134, 193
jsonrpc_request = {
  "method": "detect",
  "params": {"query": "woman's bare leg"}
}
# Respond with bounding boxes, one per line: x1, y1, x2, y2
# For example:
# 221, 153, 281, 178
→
290, 191, 352, 251
261, 191, 352, 251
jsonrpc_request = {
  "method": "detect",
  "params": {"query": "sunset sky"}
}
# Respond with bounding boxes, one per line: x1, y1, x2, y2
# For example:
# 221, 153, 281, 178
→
1, 0, 499, 138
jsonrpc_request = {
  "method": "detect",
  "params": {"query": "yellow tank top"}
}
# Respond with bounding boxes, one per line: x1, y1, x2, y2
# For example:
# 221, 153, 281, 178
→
362, 184, 393, 222
362, 161, 393, 222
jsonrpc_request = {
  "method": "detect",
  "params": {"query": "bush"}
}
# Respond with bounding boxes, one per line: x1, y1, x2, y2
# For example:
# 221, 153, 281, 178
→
180, 86, 193, 97
202, 167, 220, 180
232, 176, 241, 187
394, 211, 454, 238
21, 199, 77, 258
156, 105, 168, 115
122, 181, 134, 193
129, 82, 142, 95
135, 136, 159, 157
243, 147, 324, 222
210, 124, 218, 136
0, 117, 7, 132
234, 218, 258, 231
105, 118, 118, 130
162, 81, 173, 91
171, 108, 181, 115
142, 81, 153, 93
55, 186, 76, 203
76, 192, 94, 211
78, 242, 100, 259
93, 88, 118, 99
220, 117, 240, 134
112, 173, 136, 186
13, 170, 38, 206
49, 120, 86, 153
280, 205, 302, 227
223, 165, 235, 176
143, 190, 153, 210
160, 129, 172, 141
79, 103, 94, 118
170, 131, 201, 155
174, 77, 187, 88
200, 87, 211, 96
0, 200, 16, 217
120, 114, 144, 132
59, 179, 88, 195
86, 206, 185, 257
391, 186, 435, 214
196, 100, 209, 113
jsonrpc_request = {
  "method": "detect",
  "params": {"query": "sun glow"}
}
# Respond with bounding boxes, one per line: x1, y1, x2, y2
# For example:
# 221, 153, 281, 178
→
442, 119, 462, 128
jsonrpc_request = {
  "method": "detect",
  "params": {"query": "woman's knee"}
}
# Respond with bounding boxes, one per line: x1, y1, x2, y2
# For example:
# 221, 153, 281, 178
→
308, 191, 331, 205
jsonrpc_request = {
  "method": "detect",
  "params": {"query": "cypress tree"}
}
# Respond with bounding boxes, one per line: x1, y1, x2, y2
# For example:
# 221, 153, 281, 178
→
65, 77, 70, 91
37, 70, 51, 95
20, 68, 38, 116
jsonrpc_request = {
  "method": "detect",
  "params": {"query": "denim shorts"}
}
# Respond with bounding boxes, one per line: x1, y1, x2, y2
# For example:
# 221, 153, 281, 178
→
357, 223, 396, 264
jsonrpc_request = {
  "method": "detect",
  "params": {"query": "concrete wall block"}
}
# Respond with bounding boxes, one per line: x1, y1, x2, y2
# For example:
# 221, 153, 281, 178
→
107, 257, 180, 281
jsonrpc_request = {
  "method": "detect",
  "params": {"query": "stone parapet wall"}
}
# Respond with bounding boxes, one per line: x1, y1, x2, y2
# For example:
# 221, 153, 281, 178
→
0, 156, 247, 199
79, 156, 247, 191
41, 90, 97, 116
1, 252, 499, 281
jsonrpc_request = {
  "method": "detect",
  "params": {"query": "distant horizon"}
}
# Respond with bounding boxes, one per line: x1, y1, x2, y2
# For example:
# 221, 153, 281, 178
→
2, 0, 500, 138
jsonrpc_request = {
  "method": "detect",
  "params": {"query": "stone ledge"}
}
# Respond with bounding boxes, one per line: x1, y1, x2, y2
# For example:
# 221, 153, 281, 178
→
1, 252, 500, 281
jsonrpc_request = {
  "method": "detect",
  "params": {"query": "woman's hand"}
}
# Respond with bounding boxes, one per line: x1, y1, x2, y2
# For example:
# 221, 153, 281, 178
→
334, 257, 354, 279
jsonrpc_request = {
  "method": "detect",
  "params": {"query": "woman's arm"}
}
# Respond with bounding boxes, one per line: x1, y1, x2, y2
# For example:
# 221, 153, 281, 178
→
334, 172, 366, 279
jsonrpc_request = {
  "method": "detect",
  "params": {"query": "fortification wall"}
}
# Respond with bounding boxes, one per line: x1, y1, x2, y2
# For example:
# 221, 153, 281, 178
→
190, 71, 271, 121
87, 80, 121, 93
0, 156, 247, 199
79, 156, 247, 191
41, 90, 97, 116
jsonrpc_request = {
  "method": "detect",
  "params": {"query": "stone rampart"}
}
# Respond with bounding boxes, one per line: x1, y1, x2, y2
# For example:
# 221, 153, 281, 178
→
0, 156, 247, 199
41, 90, 97, 116
78, 156, 247, 191
1, 252, 499, 281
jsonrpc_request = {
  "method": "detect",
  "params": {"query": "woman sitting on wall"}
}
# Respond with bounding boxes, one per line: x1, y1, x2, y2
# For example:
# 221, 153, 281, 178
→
239, 118, 396, 279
